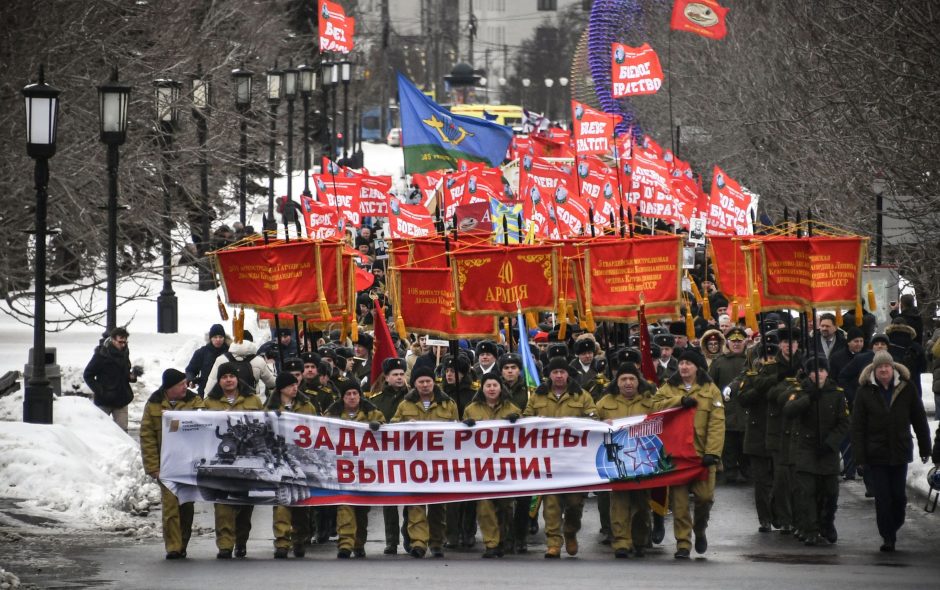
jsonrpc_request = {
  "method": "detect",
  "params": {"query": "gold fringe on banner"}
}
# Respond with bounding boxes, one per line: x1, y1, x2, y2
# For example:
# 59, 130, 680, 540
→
855, 298, 864, 326
702, 296, 712, 322
233, 308, 245, 343
835, 308, 843, 327
350, 311, 359, 343
526, 312, 539, 330
685, 308, 695, 341
688, 273, 703, 304
217, 294, 229, 321
750, 287, 762, 316
744, 302, 758, 333
729, 299, 738, 325
583, 306, 596, 333
557, 295, 568, 340
867, 282, 877, 311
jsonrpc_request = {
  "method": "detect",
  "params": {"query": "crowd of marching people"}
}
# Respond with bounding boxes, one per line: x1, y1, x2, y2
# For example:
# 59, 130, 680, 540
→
85, 227, 940, 561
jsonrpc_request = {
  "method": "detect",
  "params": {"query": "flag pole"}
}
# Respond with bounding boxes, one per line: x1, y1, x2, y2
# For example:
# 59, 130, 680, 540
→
667, 28, 676, 154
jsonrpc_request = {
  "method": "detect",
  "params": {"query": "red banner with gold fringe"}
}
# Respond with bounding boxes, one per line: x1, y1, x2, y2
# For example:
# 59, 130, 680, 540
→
759, 237, 867, 308
451, 245, 558, 315
584, 235, 683, 311
392, 267, 499, 339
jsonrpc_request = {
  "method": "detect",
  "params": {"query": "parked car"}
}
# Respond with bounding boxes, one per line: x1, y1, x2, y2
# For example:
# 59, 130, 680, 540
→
386, 127, 402, 147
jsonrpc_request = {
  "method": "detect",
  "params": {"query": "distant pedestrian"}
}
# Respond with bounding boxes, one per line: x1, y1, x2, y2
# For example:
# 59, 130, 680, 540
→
185, 324, 230, 396
83, 327, 139, 431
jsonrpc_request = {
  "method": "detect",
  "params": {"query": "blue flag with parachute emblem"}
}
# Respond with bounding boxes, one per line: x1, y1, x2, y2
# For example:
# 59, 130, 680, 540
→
397, 72, 513, 173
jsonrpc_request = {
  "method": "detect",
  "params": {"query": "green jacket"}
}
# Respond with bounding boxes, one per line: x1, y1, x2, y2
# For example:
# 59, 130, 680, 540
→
324, 397, 387, 424
595, 391, 656, 420
523, 379, 598, 419
463, 391, 521, 421
503, 378, 532, 413
652, 378, 725, 458
738, 366, 771, 456
391, 386, 459, 423
708, 352, 748, 431
784, 377, 850, 475
369, 383, 409, 422
139, 388, 205, 475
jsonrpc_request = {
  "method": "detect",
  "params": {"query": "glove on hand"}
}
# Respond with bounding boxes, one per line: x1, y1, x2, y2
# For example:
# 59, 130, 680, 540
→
506, 413, 520, 423
702, 454, 720, 467
680, 396, 698, 409
463, 418, 476, 427
368, 421, 381, 432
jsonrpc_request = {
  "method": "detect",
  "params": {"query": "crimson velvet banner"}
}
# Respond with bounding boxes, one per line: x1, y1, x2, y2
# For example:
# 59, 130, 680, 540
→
451, 245, 559, 314
584, 235, 683, 311
214, 241, 345, 313
759, 237, 867, 308
709, 235, 798, 312
391, 267, 499, 339
161, 408, 705, 506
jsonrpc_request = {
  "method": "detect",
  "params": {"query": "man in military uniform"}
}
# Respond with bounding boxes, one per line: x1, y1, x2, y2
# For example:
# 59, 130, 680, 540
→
738, 342, 778, 532
764, 327, 803, 535
204, 362, 265, 559
462, 373, 523, 557
709, 327, 750, 483
391, 366, 460, 558
325, 380, 386, 558
368, 357, 410, 554
265, 373, 318, 558
784, 356, 850, 545
140, 368, 206, 559
471, 340, 500, 380
654, 334, 679, 385
568, 338, 598, 388
523, 357, 598, 558
440, 353, 479, 549
596, 363, 656, 558
652, 350, 725, 559
497, 352, 535, 553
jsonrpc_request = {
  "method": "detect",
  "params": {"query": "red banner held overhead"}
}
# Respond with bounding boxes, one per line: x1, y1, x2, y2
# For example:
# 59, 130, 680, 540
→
358, 173, 392, 217
299, 195, 343, 240
572, 100, 622, 156
707, 166, 754, 236
318, 0, 355, 53
630, 145, 675, 223
585, 236, 683, 311
611, 43, 664, 98
393, 267, 499, 339
387, 199, 436, 239
451, 245, 558, 315
314, 174, 362, 228
670, 0, 728, 40
760, 237, 867, 308
215, 241, 345, 313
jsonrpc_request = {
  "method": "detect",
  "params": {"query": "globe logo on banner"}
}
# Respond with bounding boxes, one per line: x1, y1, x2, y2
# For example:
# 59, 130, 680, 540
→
595, 429, 669, 481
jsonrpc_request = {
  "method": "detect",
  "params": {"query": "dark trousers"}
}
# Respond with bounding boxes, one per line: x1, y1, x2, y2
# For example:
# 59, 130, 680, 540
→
383, 505, 400, 548
503, 496, 531, 549
445, 501, 477, 546
868, 464, 908, 544
794, 472, 838, 538
748, 454, 774, 527
840, 435, 856, 478
722, 430, 747, 478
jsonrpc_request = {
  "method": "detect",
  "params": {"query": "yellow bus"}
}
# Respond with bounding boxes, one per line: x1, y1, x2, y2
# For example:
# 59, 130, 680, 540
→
449, 104, 524, 128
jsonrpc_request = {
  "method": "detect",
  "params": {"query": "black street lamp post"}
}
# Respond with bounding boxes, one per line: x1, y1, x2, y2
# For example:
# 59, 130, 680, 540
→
22, 65, 61, 424
298, 62, 316, 199
320, 59, 334, 165
231, 66, 253, 226
283, 61, 298, 225
265, 63, 283, 234
340, 60, 352, 161
97, 67, 131, 335
154, 78, 181, 334
192, 66, 214, 290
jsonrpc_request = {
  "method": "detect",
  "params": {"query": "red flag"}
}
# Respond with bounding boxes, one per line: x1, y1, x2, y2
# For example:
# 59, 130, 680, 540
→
571, 100, 622, 156
611, 43, 664, 97
318, 0, 355, 53
670, 0, 728, 40
637, 301, 658, 383
707, 166, 754, 236
370, 301, 398, 385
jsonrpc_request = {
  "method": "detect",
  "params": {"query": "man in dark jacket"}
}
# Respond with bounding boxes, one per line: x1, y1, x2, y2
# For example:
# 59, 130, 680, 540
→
83, 326, 138, 431
889, 294, 924, 345
886, 320, 926, 395
783, 357, 850, 546
851, 350, 932, 552
369, 358, 410, 555
185, 324, 229, 396
709, 327, 749, 483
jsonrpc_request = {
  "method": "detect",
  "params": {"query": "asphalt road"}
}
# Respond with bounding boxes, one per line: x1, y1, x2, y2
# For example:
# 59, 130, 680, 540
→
5, 477, 938, 590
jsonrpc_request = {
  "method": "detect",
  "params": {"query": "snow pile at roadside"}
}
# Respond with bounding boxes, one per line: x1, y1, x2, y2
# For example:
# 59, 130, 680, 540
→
0, 394, 159, 531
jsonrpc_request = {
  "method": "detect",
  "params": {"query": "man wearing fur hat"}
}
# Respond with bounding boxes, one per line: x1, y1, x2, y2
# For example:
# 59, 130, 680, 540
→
140, 368, 205, 559
569, 337, 598, 388
653, 334, 679, 385
391, 366, 459, 558
651, 349, 724, 559
471, 340, 500, 380
204, 362, 264, 559
596, 362, 657, 558
266, 373, 318, 558
851, 349, 932, 552
783, 356, 850, 546
523, 357, 598, 558
368, 357, 410, 555
325, 379, 386, 558
185, 324, 230, 397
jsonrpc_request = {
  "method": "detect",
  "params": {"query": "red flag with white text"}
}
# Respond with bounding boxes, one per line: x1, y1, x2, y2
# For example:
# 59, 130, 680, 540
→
571, 100, 622, 156
611, 43, 664, 98
318, 0, 355, 53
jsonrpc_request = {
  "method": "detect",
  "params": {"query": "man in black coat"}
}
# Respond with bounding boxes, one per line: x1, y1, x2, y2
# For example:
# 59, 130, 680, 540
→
185, 324, 229, 396
83, 327, 138, 431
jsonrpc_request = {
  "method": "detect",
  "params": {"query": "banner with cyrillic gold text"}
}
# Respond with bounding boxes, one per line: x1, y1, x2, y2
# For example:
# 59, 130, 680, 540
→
759, 237, 867, 307
451, 245, 559, 314
392, 267, 499, 339
585, 236, 683, 311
